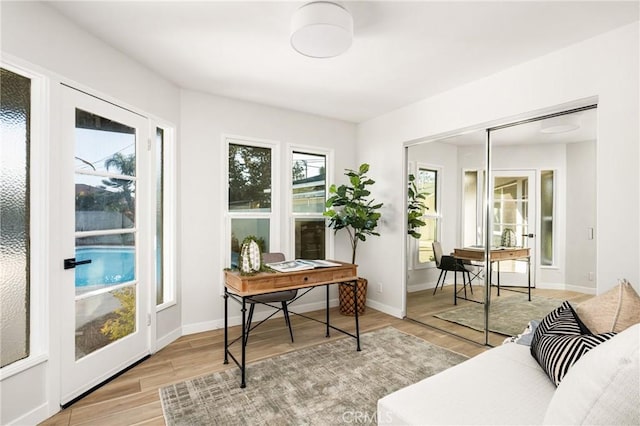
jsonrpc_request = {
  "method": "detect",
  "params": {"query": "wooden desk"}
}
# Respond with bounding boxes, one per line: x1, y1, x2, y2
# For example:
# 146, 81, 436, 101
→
223, 261, 359, 388
453, 247, 531, 304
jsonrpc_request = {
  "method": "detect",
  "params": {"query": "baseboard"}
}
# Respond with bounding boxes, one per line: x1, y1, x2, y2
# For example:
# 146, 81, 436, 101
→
155, 327, 182, 352
563, 284, 596, 295
407, 282, 434, 293
365, 298, 403, 318
536, 282, 596, 295
6, 402, 49, 426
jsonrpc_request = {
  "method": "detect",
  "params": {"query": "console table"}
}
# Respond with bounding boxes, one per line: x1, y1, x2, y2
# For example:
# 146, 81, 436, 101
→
453, 247, 531, 304
223, 261, 360, 388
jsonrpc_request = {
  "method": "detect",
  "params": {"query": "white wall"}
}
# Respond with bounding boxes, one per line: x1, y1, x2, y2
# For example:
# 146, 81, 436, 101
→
1, 2, 181, 424
357, 22, 639, 316
566, 141, 597, 290
179, 89, 357, 333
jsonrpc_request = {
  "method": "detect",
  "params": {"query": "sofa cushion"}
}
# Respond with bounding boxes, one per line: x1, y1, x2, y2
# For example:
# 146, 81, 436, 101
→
377, 343, 556, 425
576, 279, 640, 333
533, 332, 616, 386
543, 323, 640, 425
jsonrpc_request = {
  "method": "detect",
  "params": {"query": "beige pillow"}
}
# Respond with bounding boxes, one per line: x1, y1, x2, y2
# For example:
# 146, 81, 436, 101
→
576, 279, 640, 333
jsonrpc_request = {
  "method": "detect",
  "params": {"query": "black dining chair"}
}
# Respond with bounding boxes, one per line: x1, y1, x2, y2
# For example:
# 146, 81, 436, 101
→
245, 252, 297, 343
432, 241, 474, 297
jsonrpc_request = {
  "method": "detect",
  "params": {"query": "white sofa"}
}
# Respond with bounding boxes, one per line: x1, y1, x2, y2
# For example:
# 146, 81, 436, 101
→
377, 323, 640, 425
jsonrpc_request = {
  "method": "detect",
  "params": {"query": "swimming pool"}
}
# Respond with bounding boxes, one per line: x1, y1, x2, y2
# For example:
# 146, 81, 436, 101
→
75, 246, 135, 287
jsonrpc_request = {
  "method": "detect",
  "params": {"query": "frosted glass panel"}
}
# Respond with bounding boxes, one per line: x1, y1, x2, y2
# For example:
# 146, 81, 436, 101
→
156, 128, 164, 304
0, 68, 31, 368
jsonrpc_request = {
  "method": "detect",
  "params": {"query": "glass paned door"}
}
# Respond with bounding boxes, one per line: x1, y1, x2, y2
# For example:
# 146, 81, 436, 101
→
60, 86, 150, 404
491, 170, 536, 286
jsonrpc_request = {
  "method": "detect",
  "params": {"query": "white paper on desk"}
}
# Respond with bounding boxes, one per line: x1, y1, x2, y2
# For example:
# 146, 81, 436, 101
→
265, 259, 341, 272
296, 259, 341, 268
265, 260, 314, 272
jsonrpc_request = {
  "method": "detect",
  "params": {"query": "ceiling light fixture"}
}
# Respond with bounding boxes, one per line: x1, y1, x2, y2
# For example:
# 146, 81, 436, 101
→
540, 114, 581, 134
290, 1, 353, 58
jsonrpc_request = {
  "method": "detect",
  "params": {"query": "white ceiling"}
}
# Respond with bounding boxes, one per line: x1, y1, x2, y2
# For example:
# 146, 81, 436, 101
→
442, 107, 598, 146
48, 1, 638, 123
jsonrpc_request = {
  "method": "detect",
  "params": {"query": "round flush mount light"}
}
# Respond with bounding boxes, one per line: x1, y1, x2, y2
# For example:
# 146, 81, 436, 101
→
290, 1, 353, 58
540, 114, 581, 134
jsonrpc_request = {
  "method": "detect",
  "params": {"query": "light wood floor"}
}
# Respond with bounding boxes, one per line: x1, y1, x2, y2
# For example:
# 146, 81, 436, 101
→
407, 284, 593, 346
41, 286, 590, 425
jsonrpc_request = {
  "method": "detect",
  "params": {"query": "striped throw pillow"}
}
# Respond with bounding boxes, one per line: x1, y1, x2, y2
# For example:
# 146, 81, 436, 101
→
530, 300, 616, 386
533, 332, 616, 386
530, 301, 589, 359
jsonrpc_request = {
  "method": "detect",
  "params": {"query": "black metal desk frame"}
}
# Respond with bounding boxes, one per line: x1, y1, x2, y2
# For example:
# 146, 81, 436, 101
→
453, 249, 531, 305
223, 279, 361, 388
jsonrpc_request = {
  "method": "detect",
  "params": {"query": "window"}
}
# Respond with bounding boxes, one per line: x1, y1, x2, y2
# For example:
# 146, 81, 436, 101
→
227, 138, 278, 266
416, 166, 440, 265
291, 151, 327, 259
493, 176, 529, 247
540, 170, 554, 266
155, 124, 176, 308
1, 67, 30, 368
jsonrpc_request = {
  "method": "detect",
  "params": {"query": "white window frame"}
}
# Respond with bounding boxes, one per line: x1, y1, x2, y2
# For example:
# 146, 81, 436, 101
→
539, 168, 558, 269
152, 121, 177, 311
461, 168, 486, 248
0, 61, 49, 379
222, 135, 281, 285
413, 162, 442, 270
287, 145, 334, 260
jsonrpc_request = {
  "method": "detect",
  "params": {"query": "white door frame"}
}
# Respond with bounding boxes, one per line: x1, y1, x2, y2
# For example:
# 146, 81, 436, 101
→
491, 169, 537, 287
59, 85, 151, 404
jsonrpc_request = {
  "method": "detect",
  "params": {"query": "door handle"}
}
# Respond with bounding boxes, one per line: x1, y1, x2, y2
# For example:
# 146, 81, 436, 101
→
64, 258, 92, 270
522, 233, 535, 238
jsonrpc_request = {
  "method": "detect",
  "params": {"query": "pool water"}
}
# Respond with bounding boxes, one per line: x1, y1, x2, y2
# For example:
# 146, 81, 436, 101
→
75, 246, 135, 287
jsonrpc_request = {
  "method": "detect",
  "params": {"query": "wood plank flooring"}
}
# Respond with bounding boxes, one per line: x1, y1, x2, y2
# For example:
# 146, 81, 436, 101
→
407, 285, 593, 346
40, 286, 589, 425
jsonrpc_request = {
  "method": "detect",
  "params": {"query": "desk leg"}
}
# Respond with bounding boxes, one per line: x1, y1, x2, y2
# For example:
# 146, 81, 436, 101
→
527, 256, 531, 301
497, 261, 501, 296
454, 271, 458, 305
224, 289, 229, 365
241, 297, 246, 388
353, 280, 361, 351
326, 285, 330, 338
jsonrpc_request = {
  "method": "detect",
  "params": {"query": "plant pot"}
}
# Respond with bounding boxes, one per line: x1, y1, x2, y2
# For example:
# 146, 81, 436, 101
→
339, 277, 367, 316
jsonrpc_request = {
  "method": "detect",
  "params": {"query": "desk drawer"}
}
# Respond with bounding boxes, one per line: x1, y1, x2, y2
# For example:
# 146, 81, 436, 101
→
224, 263, 357, 294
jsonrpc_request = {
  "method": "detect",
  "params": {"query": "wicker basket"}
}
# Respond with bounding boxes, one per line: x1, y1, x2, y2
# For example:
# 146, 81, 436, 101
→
339, 278, 367, 316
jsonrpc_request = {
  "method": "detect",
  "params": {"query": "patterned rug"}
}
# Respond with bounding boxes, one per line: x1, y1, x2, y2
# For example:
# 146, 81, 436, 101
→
434, 294, 563, 336
159, 327, 467, 425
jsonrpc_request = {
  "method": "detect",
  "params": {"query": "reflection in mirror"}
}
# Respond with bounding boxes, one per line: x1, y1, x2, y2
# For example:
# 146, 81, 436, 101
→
405, 106, 597, 346
406, 129, 491, 345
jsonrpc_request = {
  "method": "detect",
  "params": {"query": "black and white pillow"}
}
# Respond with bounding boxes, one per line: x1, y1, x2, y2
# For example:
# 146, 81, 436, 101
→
530, 300, 588, 362
530, 300, 616, 386
532, 332, 616, 386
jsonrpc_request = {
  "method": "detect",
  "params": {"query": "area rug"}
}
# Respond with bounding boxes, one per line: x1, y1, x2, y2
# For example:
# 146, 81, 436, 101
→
434, 294, 563, 336
159, 327, 467, 425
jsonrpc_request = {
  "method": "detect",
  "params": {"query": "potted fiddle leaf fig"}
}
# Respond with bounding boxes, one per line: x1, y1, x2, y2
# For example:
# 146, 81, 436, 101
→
407, 173, 427, 239
324, 163, 383, 315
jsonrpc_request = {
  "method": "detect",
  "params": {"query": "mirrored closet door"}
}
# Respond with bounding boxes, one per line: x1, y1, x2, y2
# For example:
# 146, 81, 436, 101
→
405, 105, 597, 346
